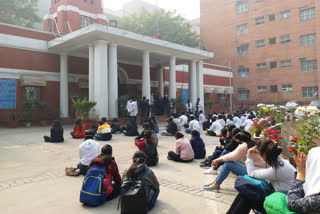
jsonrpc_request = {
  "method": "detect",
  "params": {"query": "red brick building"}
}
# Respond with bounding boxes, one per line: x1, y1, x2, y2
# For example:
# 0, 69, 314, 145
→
0, 0, 233, 124
201, 0, 320, 109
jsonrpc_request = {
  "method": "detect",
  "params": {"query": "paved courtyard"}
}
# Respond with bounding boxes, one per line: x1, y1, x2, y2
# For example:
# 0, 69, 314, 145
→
0, 124, 239, 214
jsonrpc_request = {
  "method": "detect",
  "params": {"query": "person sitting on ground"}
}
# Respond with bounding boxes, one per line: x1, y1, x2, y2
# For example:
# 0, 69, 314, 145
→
123, 118, 139, 136
135, 130, 158, 166
111, 118, 122, 134
204, 132, 265, 192
287, 148, 320, 214
95, 117, 112, 141
167, 132, 194, 162
122, 151, 160, 211
202, 114, 212, 131
172, 113, 182, 131
74, 131, 100, 175
70, 119, 85, 139
136, 122, 158, 146
206, 117, 222, 136
185, 115, 201, 133
198, 110, 206, 125
190, 130, 206, 159
240, 112, 247, 124
151, 116, 159, 134
87, 144, 122, 201
242, 115, 254, 133
161, 118, 178, 136
233, 113, 242, 128
217, 115, 226, 127
226, 114, 235, 126
44, 120, 64, 143
179, 112, 188, 128
226, 140, 296, 214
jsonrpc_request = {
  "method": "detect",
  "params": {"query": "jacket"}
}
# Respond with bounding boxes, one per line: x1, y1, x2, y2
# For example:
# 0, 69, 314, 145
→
175, 138, 194, 161
50, 127, 64, 142
91, 157, 121, 185
73, 124, 85, 138
135, 139, 158, 152
190, 136, 206, 159
167, 121, 178, 135
79, 139, 100, 165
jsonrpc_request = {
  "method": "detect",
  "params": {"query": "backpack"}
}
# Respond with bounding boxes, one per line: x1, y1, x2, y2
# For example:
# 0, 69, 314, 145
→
234, 175, 274, 203
80, 165, 109, 206
144, 141, 158, 166
119, 168, 150, 214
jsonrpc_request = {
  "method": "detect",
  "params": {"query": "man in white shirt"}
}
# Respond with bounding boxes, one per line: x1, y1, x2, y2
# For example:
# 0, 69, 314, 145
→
217, 115, 226, 127
128, 98, 138, 123
198, 110, 206, 125
186, 115, 200, 133
240, 112, 247, 124
243, 115, 254, 132
206, 119, 222, 136
173, 113, 182, 131
179, 112, 188, 128
185, 100, 193, 115
233, 113, 242, 128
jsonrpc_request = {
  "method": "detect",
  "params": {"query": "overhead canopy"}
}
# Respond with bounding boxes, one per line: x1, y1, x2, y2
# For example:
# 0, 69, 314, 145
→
20, 75, 46, 87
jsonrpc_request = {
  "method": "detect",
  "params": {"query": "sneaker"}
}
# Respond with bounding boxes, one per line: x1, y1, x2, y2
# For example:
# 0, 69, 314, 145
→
203, 168, 218, 175
204, 186, 220, 193
200, 162, 210, 168
200, 158, 208, 164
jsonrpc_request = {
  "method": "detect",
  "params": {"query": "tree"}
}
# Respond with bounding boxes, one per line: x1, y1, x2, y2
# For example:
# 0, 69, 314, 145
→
117, 9, 200, 48
0, 0, 41, 28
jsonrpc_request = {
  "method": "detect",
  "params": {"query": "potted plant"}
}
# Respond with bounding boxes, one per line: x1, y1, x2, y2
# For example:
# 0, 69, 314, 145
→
8, 112, 18, 128
21, 95, 34, 127
37, 101, 48, 126
72, 97, 97, 128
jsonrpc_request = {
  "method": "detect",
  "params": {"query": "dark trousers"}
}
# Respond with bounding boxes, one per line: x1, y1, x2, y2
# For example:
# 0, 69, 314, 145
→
106, 183, 121, 201
226, 193, 266, 214
77, 162, 88, 175
168, 151, 193, 163
44, 136, 63, 143
70, 132, 83, 139
207, 130, 217, 136
129, 116, 137, 124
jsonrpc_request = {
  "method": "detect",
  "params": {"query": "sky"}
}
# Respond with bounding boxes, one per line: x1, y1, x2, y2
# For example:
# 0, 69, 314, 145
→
103, 0, 200, 20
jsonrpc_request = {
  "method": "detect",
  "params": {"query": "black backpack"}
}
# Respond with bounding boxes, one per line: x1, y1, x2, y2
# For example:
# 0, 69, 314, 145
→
119, 176, 149, 214
144, 141, 158, 166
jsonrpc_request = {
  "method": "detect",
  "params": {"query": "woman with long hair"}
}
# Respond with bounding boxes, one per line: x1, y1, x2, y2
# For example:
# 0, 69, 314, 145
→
135, 130, 158, 166
226, 140, 296, 214
95, 117, 112, 141
88, 144, 121, 201
70, 119, 85, 139
122, 151, 160, 210
44, 120, 64, 143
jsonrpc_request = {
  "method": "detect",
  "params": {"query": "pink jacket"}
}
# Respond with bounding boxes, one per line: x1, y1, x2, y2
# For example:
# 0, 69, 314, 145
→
222, 143, 266, 168
175, 138, 194, 161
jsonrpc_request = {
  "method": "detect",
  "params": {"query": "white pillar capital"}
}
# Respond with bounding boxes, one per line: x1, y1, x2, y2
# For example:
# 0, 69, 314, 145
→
94, 40, 109, 46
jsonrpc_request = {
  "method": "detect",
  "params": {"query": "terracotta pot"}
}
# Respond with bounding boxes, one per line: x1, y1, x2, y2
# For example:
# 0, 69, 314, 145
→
82, 120, 97, 129
40, 120, 48, 126
25, 122, 31, 127
8, 120, 17, 128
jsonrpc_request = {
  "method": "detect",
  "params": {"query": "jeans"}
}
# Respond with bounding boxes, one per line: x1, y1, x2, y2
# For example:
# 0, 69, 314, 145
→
77, 162, 88, 175
208, 149, 230, 169
162, 130, 173, 136
95, 133, 112, 141
215, 160, 247, 185
185, 128, 191, 133
148, 189, 160, 210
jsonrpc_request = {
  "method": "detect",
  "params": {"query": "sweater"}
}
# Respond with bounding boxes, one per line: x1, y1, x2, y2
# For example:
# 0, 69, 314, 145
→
222, 143, 265, 168
50, 127, 64, 142
73, 124, 86, 138
175, 138, 194, 161
91, 157, 122, 184
246, 156, 296, 192
190, 136, 206, 159
79, 139, 100, 165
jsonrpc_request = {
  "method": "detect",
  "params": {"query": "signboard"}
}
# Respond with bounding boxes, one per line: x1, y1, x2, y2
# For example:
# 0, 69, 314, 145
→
0, 80, 16, 109
181, 89, 189, 104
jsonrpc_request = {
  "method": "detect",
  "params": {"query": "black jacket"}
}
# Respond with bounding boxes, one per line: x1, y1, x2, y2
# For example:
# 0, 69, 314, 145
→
167, 121, 178, 135
50, 127, 64, 142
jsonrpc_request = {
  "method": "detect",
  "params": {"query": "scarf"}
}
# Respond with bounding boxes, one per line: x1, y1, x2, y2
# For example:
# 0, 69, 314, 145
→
303, 147, 320, 197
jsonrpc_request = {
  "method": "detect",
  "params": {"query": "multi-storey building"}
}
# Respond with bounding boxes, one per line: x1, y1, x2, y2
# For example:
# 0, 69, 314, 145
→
201, 0, 320, 108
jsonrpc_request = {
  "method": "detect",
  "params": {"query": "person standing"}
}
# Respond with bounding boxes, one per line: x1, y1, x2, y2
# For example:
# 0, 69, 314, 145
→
185, 100, 193, 115
128, 98, 138, 124
163, 94, 169, 116
195, 98, 202, 119
168, 99, 175, 117
140, 97, 147, 125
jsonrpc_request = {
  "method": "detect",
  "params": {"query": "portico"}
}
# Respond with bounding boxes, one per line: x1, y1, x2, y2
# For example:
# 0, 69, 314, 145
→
48, 24, 214, 119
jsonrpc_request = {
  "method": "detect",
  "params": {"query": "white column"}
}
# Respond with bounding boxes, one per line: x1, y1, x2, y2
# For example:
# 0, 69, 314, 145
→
89, 44, 95, 101
169, 56, 176, 100
108, 43, 118, 118
60, 54, 69, 118
94, 40, 109, 118
189, 60, 197, 107
158, 66, 164, 97
142, 51, 151, 100
197, 60, 204, 111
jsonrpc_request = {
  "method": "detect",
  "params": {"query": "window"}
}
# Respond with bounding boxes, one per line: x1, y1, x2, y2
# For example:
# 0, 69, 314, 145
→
300, 7, 316, 21
237, 88, 250, 100
255, 40, 265, 48
282, 84, 292, 92
269, 37, 276, 45
280, 10, 291, 19
300, 33, 316, 47
256, 63, 266, 70
237, 66, 249, 78
237, 45, 249, 56
302, 87, 318, 98
80, 16, 91, 28
257, 86, 267, 93
268, 14, 275, 22
23, 86, 41, 103
280, 35, 291, 43
270, 61, 277, 69
236, 24, 248, 35
236, 1, 248, 14
270, 85, 278, 93
280, 60, 292, 67
301, 60, 317, 72
255, 17, 264, 25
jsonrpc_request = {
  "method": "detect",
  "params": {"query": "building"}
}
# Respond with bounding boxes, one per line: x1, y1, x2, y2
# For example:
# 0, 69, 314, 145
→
201, 0, 320, 109
0, 0, 233, 123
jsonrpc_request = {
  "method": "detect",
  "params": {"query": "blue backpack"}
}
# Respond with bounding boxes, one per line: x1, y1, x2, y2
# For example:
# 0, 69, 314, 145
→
80, 165, 108, 206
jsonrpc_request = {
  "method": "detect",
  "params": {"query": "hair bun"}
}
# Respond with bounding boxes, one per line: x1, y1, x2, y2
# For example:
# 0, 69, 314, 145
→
273, 145, 282, 156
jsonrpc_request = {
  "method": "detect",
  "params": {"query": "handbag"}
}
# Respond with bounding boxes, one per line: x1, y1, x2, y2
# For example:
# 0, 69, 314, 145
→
234, 175, 274, 203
